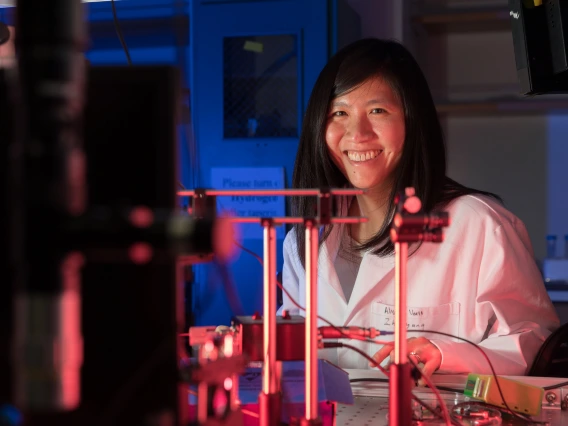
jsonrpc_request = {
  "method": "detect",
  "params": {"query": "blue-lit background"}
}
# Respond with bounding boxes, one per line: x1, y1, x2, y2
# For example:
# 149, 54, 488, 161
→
0, 0, 335, 329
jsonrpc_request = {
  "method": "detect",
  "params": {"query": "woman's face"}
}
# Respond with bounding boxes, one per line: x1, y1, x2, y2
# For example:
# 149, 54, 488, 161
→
325, 76, 405, 192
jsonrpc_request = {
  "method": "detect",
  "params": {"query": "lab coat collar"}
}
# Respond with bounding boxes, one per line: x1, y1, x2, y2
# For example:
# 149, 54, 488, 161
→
319, 223, 397, 323
319, 225, 345, 304
318, 195, 397, 321
345, 253, 395, 324
318, 196, 352, 306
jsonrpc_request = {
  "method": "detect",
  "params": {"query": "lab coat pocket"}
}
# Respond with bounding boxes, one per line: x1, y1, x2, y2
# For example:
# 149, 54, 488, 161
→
371, 301, 461, 342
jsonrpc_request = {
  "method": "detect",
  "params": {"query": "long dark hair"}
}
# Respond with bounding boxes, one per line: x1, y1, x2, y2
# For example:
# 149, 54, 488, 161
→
291, 38, 499, 265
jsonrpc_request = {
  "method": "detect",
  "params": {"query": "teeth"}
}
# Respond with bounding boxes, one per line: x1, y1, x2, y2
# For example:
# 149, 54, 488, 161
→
347, 150, 381, 162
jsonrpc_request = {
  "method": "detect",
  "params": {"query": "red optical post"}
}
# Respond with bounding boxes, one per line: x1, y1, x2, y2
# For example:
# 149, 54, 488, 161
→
389, 188, 449, 426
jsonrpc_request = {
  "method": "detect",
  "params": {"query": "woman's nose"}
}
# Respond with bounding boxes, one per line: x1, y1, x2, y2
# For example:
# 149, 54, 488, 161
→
347, 116, 374, 142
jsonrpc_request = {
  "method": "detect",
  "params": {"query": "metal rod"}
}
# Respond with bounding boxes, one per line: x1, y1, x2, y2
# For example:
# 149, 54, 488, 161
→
259, 219, 281, 426
389, 241, 412, 426
177, 188, 365, 197
228, 337, 240, 412
197, 341, 218, 423
304, 220, 319, 421
197, 381, 208, 423
394, 241, 408, 364
227, 217, 367, 224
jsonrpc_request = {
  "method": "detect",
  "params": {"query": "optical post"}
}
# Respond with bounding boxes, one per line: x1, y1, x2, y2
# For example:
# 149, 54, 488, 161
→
389, 187, 450, 426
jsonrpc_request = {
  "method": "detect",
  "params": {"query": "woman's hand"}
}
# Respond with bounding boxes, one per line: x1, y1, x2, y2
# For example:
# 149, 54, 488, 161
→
370, 337, 442, 386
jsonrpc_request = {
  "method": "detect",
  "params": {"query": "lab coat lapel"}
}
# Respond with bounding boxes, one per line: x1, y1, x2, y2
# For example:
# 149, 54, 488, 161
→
344, 253, 395, 324
318, 226, 347, 305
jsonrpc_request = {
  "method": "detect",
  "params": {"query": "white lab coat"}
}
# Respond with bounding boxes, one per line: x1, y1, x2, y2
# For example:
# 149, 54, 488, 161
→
279, 195, 560, 375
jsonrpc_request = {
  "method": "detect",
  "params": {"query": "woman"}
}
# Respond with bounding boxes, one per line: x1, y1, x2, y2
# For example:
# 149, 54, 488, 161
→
279, 38, 559, 380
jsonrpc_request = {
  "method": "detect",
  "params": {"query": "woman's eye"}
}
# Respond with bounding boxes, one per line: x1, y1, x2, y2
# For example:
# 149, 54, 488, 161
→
371, 108, 386, 114
332, 111, 346, 116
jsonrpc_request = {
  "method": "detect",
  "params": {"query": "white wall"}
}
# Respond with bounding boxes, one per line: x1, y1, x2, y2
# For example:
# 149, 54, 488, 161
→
547, 115, 568, 258
445, 115, 547, 259
433, 29, 550, 259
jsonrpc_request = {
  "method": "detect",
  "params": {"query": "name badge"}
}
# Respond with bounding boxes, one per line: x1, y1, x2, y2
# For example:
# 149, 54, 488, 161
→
372, 301, 461, 341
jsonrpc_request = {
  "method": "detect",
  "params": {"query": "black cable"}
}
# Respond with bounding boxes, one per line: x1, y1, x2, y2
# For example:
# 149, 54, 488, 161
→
233, 239, 384, 346
328, 342, 455, 425
407, 356, 453, 426
214, 258, 245, 316
350, 377, 388, 384
407, 329, 548, 425
171, 0, 198, 189
543, 380, 568, 390
110, 0, 132, 66
182, 103, 199, 189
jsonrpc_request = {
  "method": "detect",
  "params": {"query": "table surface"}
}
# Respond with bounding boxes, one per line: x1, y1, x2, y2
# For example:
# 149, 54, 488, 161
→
336, 370, 568, 425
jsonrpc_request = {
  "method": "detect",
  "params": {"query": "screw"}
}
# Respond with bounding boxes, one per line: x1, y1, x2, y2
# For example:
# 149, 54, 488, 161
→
545, 392, 557, 404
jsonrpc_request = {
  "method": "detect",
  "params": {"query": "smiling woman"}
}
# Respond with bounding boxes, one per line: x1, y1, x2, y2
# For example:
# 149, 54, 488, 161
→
279, 38, 560, 382
325, 76, 405, 244
326, 78, 404, 191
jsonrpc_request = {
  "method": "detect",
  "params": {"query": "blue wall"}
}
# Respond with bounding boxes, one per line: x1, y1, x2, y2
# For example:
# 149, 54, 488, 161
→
189, 0, 330, 327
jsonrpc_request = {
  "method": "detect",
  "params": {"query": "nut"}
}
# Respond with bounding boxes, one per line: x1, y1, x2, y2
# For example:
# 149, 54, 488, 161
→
545, 392, 557, 404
